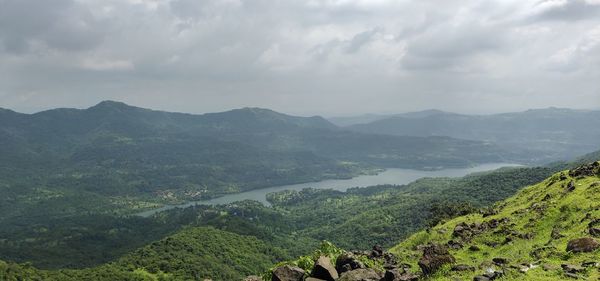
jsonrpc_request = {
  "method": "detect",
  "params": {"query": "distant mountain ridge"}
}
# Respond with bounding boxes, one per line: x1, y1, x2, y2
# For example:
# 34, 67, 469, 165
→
346, 107, 600, 162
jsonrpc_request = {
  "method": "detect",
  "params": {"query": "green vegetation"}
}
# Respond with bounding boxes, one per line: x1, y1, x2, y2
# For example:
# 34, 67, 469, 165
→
0, 227, 286, 281
0, 101, 515, 223
390, 163, 600, 280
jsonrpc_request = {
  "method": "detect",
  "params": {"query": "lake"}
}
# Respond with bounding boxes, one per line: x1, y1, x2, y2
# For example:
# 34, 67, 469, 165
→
136, 163, 521, 217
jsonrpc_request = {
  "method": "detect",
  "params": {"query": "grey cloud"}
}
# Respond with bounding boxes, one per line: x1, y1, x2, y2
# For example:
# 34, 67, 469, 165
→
0, 0, 105, 53
0, 0, 599, 115
533, 0, 600, 22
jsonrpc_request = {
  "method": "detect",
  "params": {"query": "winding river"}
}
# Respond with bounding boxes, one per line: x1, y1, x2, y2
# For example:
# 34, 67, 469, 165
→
136, 162, 521, 217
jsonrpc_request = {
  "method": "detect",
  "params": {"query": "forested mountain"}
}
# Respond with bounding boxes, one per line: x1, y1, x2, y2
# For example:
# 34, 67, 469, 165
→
0, 101, 518, 222
346, 108, 600, 162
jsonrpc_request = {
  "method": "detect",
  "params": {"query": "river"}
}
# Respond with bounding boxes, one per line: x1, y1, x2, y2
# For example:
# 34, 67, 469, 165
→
136, 162, 521, 217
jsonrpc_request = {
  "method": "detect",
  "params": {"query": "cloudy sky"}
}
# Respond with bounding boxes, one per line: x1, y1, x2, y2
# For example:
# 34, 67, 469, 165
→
1, 0, 599, 116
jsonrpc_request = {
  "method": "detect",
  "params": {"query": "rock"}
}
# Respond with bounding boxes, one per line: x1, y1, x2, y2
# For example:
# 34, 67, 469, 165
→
469, 245, 481, 251
335, 252, 365, 273
565, 180, 576, 192
588, 219, 600, 237
383, 269, 420, 281
337, 268, 381, 281
566, 237, 600, 253
312, 256, 338, 281
382, 252, 399, 269
272, 265, 305, 281
561, 264, 585, 274
371, 244, 384, 258
451, 264, 475, 271
397, 274, 419, 281
305, 278, 326, 281
482, 270, 503, 280
473, 276, 490, 281
447, 240, 463, 249
581, 261, 599, 267
418, 244, 456, 275
564, 272, 581, 279
568, 162, 600, 178
244, 276, 262, 281
492, 257, 508, 265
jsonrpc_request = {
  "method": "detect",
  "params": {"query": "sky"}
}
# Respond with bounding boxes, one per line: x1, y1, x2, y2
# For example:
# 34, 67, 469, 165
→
0, 0, 599, 116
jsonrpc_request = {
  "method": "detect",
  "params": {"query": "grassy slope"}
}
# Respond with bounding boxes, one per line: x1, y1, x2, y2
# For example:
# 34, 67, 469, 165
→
390, 164, 600, 280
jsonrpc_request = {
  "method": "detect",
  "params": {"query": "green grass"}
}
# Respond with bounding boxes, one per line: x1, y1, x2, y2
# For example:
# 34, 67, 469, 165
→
390, 164, 600, 280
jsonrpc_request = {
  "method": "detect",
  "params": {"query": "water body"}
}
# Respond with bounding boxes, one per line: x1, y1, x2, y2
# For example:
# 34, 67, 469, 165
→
136, 163, 521, 217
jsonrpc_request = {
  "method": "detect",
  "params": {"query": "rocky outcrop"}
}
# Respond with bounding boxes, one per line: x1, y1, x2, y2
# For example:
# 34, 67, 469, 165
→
272, 265, 305, 281
568, 161, 600, 178
418, 244, 455, 275
566, 237, 600, 253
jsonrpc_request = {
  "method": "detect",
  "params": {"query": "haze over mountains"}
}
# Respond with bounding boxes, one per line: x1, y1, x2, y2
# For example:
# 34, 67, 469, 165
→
336, 108, 600, 163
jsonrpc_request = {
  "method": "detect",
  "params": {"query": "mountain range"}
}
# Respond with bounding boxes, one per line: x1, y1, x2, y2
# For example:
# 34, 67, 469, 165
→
342, 108, 600, 163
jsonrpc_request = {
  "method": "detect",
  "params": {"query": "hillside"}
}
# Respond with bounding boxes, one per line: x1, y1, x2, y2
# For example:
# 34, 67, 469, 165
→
347, 108, 600, 163
260, 162, 600, 281
0, 101, 520, 223
0, 227, 286, 281
388, 162, 600, 280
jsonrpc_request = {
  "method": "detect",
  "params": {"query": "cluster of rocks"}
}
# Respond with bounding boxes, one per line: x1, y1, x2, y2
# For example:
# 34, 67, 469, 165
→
267, 246, 421, 281
568, 161, 600, 178
451, 218, 510, 241
559, 261, 600, 279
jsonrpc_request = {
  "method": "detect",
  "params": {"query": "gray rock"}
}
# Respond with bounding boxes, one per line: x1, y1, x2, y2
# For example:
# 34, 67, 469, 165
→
337, 268, 381, 281
272, 265, 305, 281
418, 244, 455, 275
335, 252, 365, 273
451, 264, 475, 271
312, 256, 338, 281
566, 237, 600, 253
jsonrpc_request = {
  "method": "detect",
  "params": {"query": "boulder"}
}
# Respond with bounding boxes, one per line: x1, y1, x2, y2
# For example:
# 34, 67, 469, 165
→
337, 268, 381, 281
492, 257, 508, 265
565, 181, 576, 192
335, 252, 365, 273
418, 244, 455, 275
371, 244, 384, 258
383, 268, 404, 281
382, 252, 398, 268
244, 276, 262, 281
311, 256, 338, 281
561, 264, 585, 274
451, 264, 475, 271
566, 237, 600, 253
272, 265, 305, 281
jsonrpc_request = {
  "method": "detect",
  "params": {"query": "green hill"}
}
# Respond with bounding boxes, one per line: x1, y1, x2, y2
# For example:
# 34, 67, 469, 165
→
0, 227, 286, 281
389, 162, 600, 280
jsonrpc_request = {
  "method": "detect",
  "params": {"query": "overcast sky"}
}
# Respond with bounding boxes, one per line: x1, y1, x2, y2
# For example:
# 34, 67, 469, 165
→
1, 0, 599, 116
